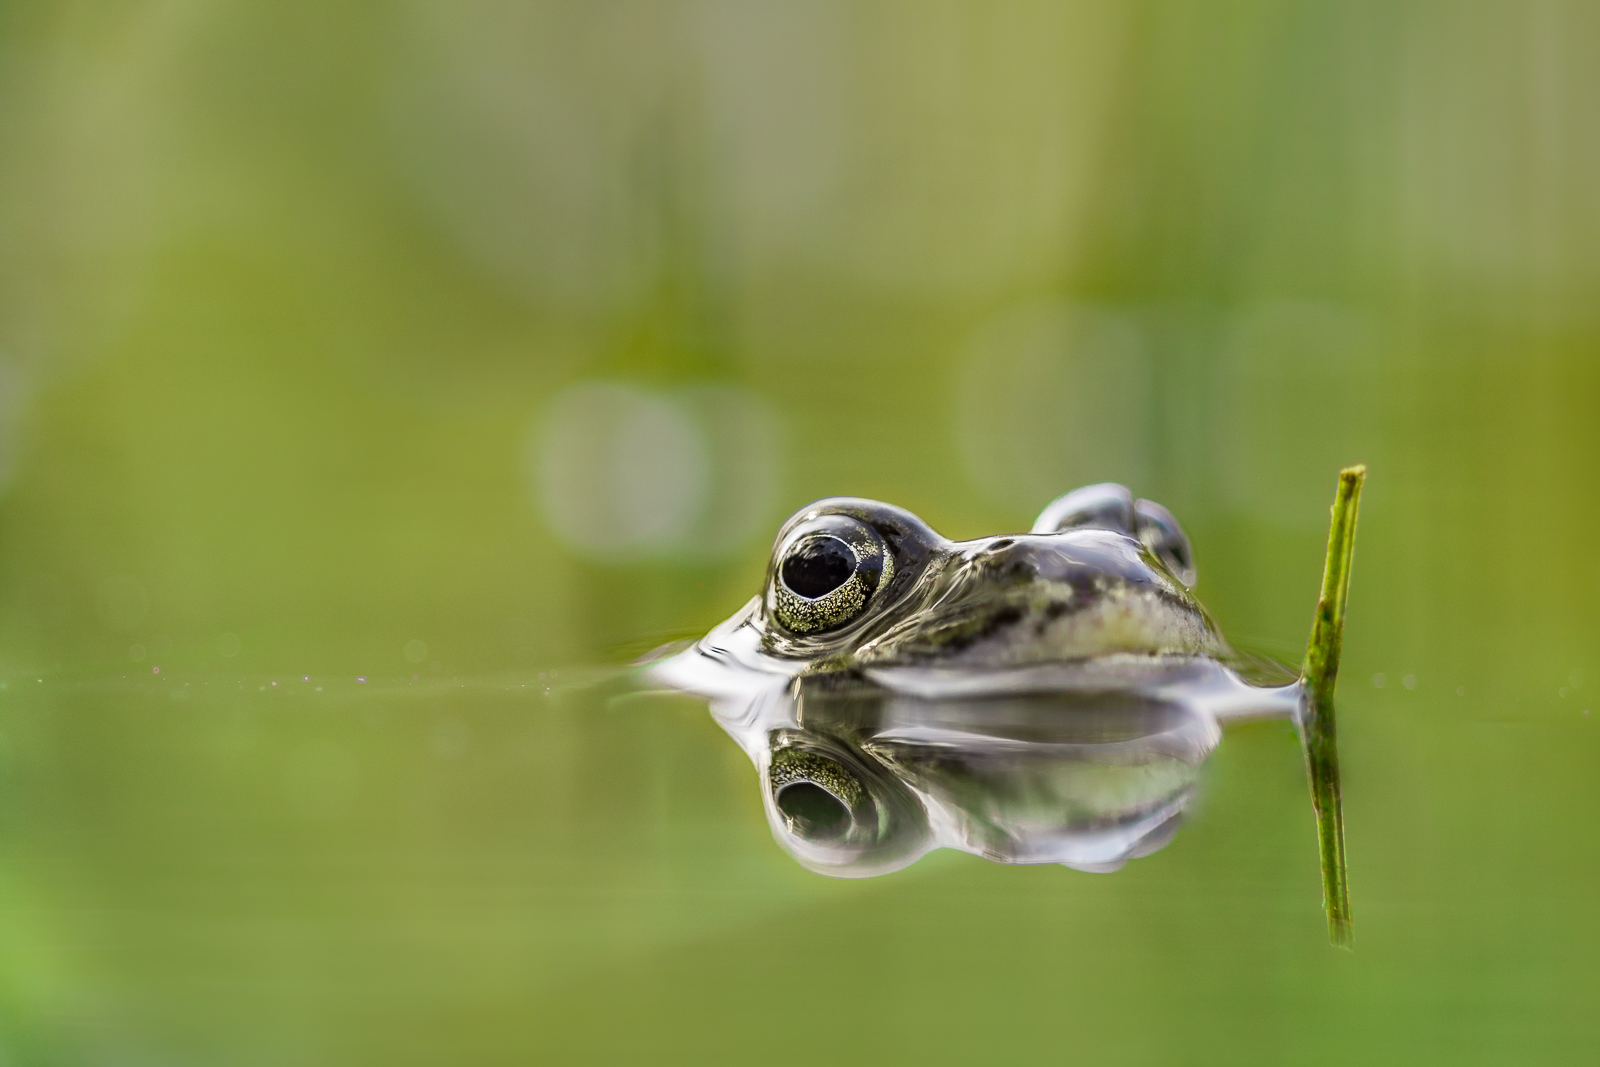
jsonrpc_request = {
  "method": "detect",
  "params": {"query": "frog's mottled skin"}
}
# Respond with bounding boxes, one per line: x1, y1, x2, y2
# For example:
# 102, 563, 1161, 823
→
652, 484, 1299, 877
777, 513, 1218, 671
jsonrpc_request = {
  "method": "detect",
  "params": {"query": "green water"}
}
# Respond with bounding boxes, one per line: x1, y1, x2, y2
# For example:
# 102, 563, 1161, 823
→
0, 2, 1597, 1062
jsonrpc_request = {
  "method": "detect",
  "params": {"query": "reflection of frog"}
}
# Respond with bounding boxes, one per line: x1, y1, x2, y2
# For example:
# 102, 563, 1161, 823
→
652, 484, 1302, 877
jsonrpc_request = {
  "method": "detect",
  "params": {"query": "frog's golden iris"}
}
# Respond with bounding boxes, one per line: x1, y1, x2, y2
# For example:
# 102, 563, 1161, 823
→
768, 747, 864, 841
768, 514, 893, 636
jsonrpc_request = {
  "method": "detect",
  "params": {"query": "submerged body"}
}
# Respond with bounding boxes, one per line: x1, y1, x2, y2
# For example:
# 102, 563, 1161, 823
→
652, 482, 1303, 877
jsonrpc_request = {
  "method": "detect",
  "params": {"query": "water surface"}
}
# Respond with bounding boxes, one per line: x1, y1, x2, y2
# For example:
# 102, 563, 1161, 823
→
0, 1, 1597, 1062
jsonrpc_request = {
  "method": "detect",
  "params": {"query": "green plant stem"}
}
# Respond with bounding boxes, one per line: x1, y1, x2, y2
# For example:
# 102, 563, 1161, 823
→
1301, 464, 1364, 948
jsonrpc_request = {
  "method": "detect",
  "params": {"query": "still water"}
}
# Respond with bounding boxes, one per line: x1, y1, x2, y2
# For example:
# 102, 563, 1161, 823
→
2, 1, 1599, 1063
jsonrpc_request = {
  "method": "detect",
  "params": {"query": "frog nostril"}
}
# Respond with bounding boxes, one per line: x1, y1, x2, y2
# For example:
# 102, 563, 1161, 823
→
780, 535, 856, 599
775, 782, 852, 840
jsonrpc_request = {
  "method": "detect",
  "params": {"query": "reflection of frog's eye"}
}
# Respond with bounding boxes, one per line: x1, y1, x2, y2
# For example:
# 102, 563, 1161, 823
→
769, 519, 893, 635
769, 747, 866, 842
764, 729, 931, 875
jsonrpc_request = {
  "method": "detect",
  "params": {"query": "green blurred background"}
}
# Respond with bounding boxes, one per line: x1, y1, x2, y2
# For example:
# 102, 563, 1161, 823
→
0, 1, 1596, 1062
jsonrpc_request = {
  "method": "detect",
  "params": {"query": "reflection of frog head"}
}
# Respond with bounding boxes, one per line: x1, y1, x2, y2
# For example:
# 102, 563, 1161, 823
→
759, 669, 1224, 877
757, 483, 1215, 670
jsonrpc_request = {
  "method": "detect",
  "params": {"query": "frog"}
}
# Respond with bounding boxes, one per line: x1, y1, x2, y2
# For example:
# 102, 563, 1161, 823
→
650, 479, 1353, 888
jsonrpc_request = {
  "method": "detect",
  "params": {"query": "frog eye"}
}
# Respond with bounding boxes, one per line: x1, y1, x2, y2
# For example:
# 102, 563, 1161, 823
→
769, 747, 866, 842
781, 536, 856, 599
768, 517, 893, 635
764, 731, 932, 875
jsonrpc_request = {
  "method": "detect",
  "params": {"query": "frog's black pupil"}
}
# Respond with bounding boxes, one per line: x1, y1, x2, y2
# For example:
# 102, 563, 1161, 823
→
775, 782, 851, 840
781, 537, 855, 599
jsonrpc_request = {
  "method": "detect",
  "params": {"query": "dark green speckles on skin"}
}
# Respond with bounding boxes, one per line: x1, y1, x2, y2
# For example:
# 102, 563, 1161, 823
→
771, 571, 869, 635
758, 491, 1219, 667
770, 748, 866, 810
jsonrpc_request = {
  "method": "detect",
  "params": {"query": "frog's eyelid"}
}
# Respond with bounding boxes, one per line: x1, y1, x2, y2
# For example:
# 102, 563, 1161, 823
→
1133, 497, 1197, 588
1032, 483, 1137, 535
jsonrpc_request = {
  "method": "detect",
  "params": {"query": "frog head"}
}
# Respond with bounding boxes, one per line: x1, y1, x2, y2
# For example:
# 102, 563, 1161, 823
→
755, 483, 1218, 671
